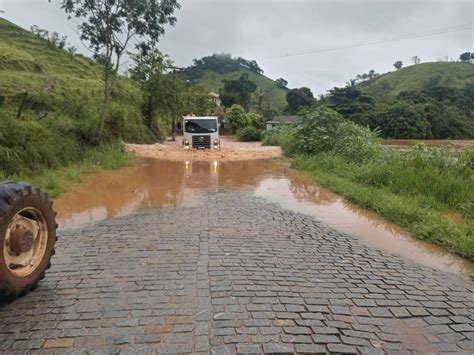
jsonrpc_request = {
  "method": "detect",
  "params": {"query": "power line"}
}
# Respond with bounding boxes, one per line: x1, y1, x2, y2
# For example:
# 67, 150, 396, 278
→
268, 23, 474, 59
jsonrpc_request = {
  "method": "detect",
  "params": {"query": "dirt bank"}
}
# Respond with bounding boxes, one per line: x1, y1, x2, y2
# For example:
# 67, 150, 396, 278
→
126, 136, 281, 162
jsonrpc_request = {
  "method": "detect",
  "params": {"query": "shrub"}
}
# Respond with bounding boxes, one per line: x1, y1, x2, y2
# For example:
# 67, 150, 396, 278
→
262, 125, 299, 156
226, 104, 250, 132
262, 125, 293, 145
247, 111, 265, 129
332, 121, 382, 162
293, 106, 343, 154
382, 102, 432, 139
237, 126, 263, 141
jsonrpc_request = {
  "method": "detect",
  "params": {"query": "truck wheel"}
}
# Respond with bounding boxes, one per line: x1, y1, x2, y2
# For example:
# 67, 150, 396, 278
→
0, 182, 57, 299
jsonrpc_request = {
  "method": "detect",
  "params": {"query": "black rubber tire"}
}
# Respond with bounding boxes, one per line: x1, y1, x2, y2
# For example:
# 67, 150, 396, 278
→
0, 181, 57, 300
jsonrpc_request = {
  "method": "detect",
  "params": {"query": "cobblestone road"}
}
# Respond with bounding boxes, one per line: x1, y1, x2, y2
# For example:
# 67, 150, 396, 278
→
1, 192, 473, 354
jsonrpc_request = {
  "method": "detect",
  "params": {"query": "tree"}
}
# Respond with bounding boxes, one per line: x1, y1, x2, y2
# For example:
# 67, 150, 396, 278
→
56, 0, 181, 134
459, 52, 472, 63
182, 85, 215, 117
275, 78, 288, 89
247, 111, 265, 129
393, 61, 403, 70
286, 87, 315, 113
325, 85, 374, 118
226, 104, 250, 132
382, 102, 431, 139
237, 57, 263, 74
219, 74, 257, 110
129, 48, 175, 139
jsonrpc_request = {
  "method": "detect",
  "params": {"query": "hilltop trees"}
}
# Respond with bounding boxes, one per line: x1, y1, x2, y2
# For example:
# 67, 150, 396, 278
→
355, 70, 379, 83
412, 56, 421, 64
459, 52, 473, 63
275, 78, 288, 89
237, 57, 264, 74
179, 54, 265, 82
393, 61, 403, 70
57, 0, 181, 134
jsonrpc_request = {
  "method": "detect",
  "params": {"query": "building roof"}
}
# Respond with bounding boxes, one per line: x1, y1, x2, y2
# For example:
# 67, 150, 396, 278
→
267, 115, 297, 124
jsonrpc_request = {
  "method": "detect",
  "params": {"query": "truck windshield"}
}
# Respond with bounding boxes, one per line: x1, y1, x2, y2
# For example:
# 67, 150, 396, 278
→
184, 119, 217, 134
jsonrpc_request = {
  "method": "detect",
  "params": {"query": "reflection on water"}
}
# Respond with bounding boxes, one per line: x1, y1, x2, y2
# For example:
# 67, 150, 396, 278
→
54, 158, 474, 277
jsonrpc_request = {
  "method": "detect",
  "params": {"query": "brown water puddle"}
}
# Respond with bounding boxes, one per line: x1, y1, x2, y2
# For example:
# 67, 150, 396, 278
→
54, 158, 474, 277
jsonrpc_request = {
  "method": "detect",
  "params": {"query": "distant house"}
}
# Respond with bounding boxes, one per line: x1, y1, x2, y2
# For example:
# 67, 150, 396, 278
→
208, 92, 221, 107
266, 115, 297, 130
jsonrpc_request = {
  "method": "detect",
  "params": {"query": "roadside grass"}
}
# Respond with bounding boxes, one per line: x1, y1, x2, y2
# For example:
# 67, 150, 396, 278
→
0, 143, 131, 198
265, 107, 474, 259
0, 18, 152, 181
293, 155, 474, 259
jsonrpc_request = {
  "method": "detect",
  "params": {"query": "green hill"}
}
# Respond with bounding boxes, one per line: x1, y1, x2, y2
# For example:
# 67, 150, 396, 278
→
178, 54, 288, 111
323, 61, 474, 139
360, 62, 474, 102
0, 18, 150, 179
196, 67, 288, 110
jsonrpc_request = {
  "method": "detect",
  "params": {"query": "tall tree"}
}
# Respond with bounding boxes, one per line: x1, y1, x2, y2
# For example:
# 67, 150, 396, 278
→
393, 61, 403, 70
129, 48, 175, 139
325, 85, 374, 118
275, 78, 288, 89
459, 52, 472, 63
286, 87, 315, 113
219, 74, 257, 110
56, 0, 181, 133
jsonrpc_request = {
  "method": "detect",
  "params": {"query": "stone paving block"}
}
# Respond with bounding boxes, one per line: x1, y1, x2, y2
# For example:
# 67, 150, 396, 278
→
0, 191, 472, 354
236, 343, 261, 355
262, 343, 294, 354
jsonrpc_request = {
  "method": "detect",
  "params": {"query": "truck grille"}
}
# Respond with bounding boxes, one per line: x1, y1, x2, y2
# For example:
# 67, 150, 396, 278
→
192, 135, 211, 149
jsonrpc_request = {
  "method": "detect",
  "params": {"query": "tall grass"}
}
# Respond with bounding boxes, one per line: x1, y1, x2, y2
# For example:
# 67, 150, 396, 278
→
269, 106, 474, 258
0, 18, 152, 192
4, 142, 131, 198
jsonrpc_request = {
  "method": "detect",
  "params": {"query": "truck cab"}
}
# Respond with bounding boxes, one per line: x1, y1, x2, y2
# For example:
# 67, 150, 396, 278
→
182, 116, 220, 149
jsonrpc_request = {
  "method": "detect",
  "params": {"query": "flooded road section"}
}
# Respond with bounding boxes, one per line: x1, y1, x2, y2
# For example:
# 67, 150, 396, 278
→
54, 158, 474, 277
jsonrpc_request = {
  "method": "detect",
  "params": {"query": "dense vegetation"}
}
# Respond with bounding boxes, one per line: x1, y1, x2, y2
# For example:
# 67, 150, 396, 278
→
0, 19, 152, 176
263, 107, 474, 258
284, 62, 474, 139
0, 18, 210, 194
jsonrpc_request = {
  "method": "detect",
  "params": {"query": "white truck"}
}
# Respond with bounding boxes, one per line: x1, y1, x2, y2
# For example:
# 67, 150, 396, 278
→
182, 116, 220, 150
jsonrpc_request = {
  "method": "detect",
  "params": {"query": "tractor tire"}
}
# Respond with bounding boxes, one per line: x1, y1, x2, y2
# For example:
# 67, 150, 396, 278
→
0, 182, 57, 300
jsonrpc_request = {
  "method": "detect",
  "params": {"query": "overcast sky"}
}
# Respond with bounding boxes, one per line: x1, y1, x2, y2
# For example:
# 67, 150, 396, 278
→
1, 0, 472, 94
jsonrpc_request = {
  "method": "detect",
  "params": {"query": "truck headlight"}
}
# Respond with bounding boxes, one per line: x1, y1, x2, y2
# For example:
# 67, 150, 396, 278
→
184, 139, 189, 147
213, 139, 220, 148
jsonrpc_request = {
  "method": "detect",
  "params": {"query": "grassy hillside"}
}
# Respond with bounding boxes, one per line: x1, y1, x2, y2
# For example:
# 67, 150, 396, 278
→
195, 67, 288, 110
360, 62, 474, 102
0, 18, 151, 192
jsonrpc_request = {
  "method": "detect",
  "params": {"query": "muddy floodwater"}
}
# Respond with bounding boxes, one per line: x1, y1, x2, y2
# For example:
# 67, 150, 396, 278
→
54, 158, 474, 277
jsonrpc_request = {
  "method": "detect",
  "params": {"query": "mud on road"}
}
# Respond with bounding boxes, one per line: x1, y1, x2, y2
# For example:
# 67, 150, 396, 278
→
126, 136, 281, 162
